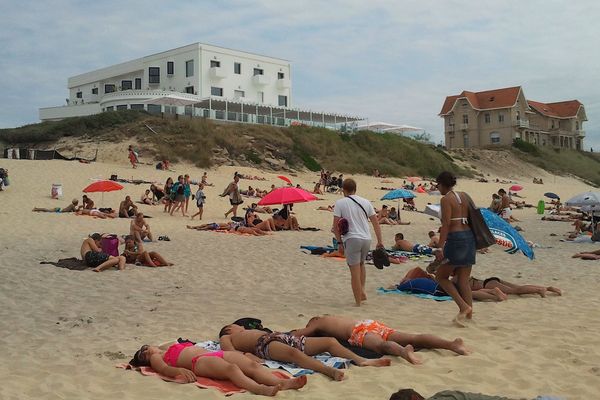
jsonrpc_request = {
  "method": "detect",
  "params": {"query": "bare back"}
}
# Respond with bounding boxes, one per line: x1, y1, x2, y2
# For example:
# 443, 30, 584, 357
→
308, 316, 356, 340
442, 191, 471, 233
228, 330, 267, 353
80, 238, 99, 258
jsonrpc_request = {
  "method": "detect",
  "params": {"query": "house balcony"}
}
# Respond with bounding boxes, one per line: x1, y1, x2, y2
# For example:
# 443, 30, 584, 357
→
209, 67, 227, 80
576, 130, 586, 137
447, 124, 455, 133
516, 119, 529, 128
252, 75, 270, 86
276, 78, 291, 89
460, 123, 469, 130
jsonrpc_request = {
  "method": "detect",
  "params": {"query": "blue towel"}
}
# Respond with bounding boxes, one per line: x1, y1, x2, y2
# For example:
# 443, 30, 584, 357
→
377, 287, 452, 301
300, 245, 334, 251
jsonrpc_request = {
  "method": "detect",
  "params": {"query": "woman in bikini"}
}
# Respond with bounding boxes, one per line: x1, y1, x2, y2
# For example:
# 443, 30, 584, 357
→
122, 235, 172, 267
469, 277, 561, 297
435, 171, 477, 326
130, 340, 307, 396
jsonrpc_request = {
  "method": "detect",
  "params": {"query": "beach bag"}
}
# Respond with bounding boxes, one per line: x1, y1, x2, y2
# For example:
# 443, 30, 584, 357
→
101, 235, 119, 257
465, 193, 495, 250
338, 196, 369, 236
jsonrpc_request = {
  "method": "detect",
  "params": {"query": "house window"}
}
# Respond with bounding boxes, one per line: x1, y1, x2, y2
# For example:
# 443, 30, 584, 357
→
148, 67, 160, 84
104, 84, 115, 93
490, 132, 501, 144
183, 86, 194, 94
121, 80, 132, 90
91, 88, 98, 95
211, 87, 223, 96
210, 60, 221, 68
484, 113, 490, 124
463, 133, 469, 148
234, 62, 241, 74
135, 78, 141, 90
76, 91, 82, 98
116, 105, 128, 110
278, 72, 285, 79
576, 121, 579, 130
257, 91, 264, 103
253, 68, 264, 76
234, 90, 245, 99
186, 60, 194, 77
130, 104, 144, 110
551, 120, 555, 129
167, 61, 174, 75
278, 95, 287, 107
516, 111, 520, 121
498, 114, 505, 123
462, 114, 468, 124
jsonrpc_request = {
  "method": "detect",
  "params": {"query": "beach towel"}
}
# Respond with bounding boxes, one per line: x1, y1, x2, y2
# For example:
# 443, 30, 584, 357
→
196, 341, 351, 376
40, 258, 88, 271
300, 245, 335, 254
377, 287, 452, 301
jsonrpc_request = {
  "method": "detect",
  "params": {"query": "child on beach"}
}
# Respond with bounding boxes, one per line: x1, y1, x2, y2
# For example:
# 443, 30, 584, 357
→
191, 183, 205, 220
292, 316, 469, 362
129, 341, 307, 396
218, 325, 390, 381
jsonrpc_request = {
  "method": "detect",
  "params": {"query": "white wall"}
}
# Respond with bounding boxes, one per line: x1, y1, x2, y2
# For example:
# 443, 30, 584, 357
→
39, 103, 102, 121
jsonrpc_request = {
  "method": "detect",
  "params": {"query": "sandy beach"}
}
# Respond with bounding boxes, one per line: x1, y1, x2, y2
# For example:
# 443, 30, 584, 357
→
1, 157, 599, 399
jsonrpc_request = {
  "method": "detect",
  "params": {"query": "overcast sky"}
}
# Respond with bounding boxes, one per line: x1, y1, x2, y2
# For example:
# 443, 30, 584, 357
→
1, 0, 598, 148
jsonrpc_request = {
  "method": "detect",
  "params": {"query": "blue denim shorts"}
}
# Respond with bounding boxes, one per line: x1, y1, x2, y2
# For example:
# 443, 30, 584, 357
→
444, 230, 476, 267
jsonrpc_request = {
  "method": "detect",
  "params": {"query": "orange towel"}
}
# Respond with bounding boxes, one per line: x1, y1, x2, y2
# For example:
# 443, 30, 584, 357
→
116, 363, 289, 395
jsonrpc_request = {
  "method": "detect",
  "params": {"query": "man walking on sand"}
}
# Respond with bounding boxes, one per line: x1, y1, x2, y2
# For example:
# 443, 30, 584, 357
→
333, 178, 384, 306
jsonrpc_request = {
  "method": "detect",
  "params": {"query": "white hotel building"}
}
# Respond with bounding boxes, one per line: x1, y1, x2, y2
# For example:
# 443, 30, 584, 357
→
39, 43, 361, 129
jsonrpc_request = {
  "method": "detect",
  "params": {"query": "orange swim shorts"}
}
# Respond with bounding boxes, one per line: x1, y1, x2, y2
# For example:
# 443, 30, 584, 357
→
348, 320, 395, 347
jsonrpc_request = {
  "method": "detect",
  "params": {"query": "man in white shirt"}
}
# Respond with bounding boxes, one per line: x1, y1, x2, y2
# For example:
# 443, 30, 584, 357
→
333, 178, 384, 306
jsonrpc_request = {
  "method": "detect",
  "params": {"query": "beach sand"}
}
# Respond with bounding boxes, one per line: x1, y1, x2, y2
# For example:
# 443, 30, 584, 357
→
0, 157, 598, 399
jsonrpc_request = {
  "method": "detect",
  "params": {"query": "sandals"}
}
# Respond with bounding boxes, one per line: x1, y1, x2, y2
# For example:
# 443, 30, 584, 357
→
158, 236, 171, 241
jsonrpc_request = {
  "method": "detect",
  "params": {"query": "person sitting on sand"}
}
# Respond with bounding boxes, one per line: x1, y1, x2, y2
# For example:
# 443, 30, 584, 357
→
130, 212, 153, 242
276, 204, 299, 231
33, 199, 80, 213
82, 195, 94, 210
250, 203, 273, 214
377, 205, 398, 225
122, 235, 172, 267
129, 340, 306, 396
393, 233, 438, 256
141, 189, 155, 205
428, 230, 440, 248
76, 208, 117, 219
81, 233, 126, 272
312, 182, 323, 195
388, 207, 398, 221
403, 198, 417, 212
218, 324, 391, 381
291, 315, 469, 363
245, 209, 276, 232
119, 196, 138, 218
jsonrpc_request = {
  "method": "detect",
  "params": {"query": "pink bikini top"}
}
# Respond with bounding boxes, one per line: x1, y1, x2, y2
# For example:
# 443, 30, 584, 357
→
163, 342, 194, 367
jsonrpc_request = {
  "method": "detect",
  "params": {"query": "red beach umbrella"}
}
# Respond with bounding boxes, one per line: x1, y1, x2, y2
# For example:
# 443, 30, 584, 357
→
258, 187, 317, 206
509, 185, 523, 192
277, 175, 292, 185
83, 180, 124, 193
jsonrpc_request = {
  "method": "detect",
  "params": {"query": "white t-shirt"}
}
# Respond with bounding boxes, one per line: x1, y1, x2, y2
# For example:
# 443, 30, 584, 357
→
334, 195, 376, 240
195, 189, 205, 206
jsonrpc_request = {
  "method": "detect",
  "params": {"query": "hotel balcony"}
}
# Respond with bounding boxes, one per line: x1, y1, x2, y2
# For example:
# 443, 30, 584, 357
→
276, 78, 291, 89
252, 75, 270, 86
516, 119, 529, 128
209, 67, 227, 80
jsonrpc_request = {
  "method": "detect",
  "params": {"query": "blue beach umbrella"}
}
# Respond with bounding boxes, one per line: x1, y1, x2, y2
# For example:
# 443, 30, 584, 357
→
480, 208, 535, 260
381, 189, 415, 201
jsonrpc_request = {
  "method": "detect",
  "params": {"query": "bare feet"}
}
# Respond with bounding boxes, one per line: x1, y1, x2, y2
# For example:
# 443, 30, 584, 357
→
92, 268, 100, 272
359, 358, 392, 367
400, 344, 422, 365
257, 384, 280, 396
280, 375, 307, 390
547, 286, 562, 296
361, 292, 367, 301
493, 287, 508, 301
453, 306, 472, 327
450, 338, 471, 356
537, 287, 547, 298
332, 369, 345, 381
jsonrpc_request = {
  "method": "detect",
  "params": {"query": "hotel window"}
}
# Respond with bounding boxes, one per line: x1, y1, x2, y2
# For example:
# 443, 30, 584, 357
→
484, 113, 490, 124
277, 72, 285, 79
91, 87, 98, 95
121, 80, 132, 90
257, 91, 264, 103
462, 114, 468, 124
130, 104, 144, 110
76, 91, 82, 98
185, 86, 194, 94
254, 68, 264, 76
185, 60, 194, 77
211, 86, 223, 96
234, 62, 241, 74
498, 114, 505, 123
116, 105, 127, 110
106, 106, 114, 111
135, 78, 142, 90
210, 60, 221, 68
234, 90, 245, 99
167, 61, 174, 75
148, 67, 160, 84
278, 95, 287, 107
104, 84, 116, 93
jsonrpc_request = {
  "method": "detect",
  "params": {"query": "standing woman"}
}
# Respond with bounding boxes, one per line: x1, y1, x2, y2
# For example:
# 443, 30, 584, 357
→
163, 177, 174, 213
434, 171, 476, 326
170, 175, 187, 217
222, 174, 243, 218
183, 174, 192, 214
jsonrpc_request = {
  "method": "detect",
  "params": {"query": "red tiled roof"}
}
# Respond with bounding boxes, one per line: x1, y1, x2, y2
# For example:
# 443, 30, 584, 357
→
439, 86, 521, 115
527, 100, 583, 118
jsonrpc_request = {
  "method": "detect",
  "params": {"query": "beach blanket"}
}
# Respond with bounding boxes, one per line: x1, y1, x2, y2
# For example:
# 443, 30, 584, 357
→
377, 287, 452, 301
40, 257, 88, 271
196, 341, 351, 376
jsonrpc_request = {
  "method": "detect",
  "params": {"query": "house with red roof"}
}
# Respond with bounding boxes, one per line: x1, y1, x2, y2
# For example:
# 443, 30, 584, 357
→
439, 86, 587, 150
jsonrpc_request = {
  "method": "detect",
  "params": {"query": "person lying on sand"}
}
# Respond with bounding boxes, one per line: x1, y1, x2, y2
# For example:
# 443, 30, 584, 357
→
245, 210, 276, 232
81, 233, 125, 272
76, 208, 117, 219
218, 324, 390, 381
291, 315, 469, 363
122, 235, 172, 267
33, 199, 80, 213
469, 276, 561, 297
250, 203, 273, 214
316, 205, 334, 212
130, 212, 153, 242
129, 341, 306, 396
573, 249, 600, 260
427, 230, 440, 248
392, 233, 439, 256
186, 222, 268, 236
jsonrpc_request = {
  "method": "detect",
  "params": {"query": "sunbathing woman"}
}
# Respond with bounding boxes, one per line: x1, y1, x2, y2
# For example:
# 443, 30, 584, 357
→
251, 203, 273, 214
76, 208, 117, 219
469, 276, 561, 297
317, 205, 334, 212
186, 222, 268, 236
129, 341, 307, 396
246, 210, 276, 232
122, 235, 172, 267
33, 199, 79, 213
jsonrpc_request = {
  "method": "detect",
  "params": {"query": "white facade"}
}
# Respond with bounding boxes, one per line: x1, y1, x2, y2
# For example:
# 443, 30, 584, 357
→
40, 43, 292, 120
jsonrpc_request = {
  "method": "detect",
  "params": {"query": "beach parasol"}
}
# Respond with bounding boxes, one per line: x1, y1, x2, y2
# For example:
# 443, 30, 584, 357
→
258, 187, 317, 206
381, 189, 415, 201
480, 208, 535, 259
509, 185, 523, 192
565, 192, 600, 207
277, 175, 292, 185
544, 192, 560, 200
82, 180, 123, 205
406, 176, 422, 183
